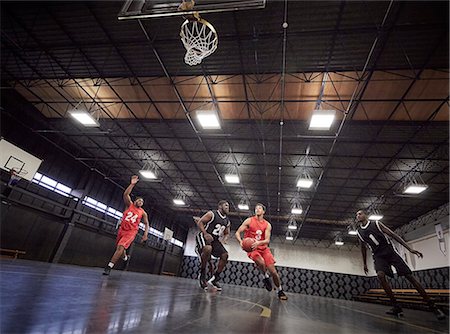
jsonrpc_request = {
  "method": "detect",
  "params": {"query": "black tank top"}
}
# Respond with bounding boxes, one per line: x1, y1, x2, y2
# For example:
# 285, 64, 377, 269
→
204, 210, 230, 240
357, 220, 395, 255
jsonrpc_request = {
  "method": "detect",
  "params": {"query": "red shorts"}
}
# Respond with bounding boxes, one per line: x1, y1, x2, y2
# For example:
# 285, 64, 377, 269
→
247, 247, 276, 266
116, 228, 137, 249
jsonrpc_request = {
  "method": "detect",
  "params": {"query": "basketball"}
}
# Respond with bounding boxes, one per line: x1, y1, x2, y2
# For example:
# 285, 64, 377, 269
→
242, 238, 255, 252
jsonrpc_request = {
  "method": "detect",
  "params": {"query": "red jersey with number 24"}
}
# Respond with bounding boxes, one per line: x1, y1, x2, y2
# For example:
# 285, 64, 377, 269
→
244, 216, 269, 250
120, 203, 144, 231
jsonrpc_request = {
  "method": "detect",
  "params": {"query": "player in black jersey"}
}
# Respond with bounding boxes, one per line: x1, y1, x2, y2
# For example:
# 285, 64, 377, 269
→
356, 209, 445, 320
194, 200, 231, 291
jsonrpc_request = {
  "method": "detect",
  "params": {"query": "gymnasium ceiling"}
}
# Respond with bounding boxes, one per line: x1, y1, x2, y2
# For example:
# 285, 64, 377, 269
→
1, 1, 449, 244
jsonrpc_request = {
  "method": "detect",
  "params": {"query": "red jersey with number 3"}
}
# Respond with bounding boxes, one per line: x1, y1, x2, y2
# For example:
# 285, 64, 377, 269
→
244, 216, 269, 250
120, 203, 144, 231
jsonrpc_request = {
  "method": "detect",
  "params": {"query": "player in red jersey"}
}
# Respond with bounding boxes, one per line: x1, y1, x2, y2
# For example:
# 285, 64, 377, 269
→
235, 203, 288, 300
103, 175, 149, 275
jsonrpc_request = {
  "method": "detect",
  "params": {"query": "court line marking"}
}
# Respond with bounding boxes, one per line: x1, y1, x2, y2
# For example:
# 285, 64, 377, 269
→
336, 305, 447, 334
220, 295, 271, 318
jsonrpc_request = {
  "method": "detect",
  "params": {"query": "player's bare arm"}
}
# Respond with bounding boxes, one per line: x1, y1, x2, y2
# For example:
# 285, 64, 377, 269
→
379, 222, 423, 258
235, 218, 251, 246
360, 241, 368, 275
141, 211, 149, 242
123, 175, 139, 206
196, 211, 214, 243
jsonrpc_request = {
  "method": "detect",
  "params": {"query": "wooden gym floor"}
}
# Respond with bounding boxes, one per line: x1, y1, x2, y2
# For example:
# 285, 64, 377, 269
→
1, 260, 447, 334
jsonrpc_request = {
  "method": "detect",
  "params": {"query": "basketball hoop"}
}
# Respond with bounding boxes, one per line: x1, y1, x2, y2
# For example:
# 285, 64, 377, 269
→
179, 0, 218, 67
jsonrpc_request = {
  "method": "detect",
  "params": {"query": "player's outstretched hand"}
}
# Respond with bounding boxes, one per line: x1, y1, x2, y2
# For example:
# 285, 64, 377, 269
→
251, 240, 259, 250
411, 250, 423, 258
131, 175, 139, 184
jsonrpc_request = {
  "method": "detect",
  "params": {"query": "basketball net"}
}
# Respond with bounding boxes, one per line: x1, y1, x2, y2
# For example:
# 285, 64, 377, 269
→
179, 0, 218, 66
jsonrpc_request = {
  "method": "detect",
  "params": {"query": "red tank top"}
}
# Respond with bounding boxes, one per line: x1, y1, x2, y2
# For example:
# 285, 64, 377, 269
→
244, 216, 269, 250
120, 203, 144, 231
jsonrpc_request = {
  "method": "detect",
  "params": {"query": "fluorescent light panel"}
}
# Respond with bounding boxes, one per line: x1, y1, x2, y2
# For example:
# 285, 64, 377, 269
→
368, 214, 383, 221
225, 174, 240, 184
173, 198, 185, 205
335, 240, 344, 246
288, 224, 297, 230
238, 204, 249, 210
139, 170, 157, 179
69, 110, 99, 127
348, 230, 358, 235
291, 208, 303, 214
286, 236, 294, 240
309, 110, 335, 130
197, 111, 221, 129
296, 178, 313, 188
403, 184, 428, 194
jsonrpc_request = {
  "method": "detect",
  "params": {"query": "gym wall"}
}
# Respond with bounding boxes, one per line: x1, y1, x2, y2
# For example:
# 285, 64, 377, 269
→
180, 227, 449, 299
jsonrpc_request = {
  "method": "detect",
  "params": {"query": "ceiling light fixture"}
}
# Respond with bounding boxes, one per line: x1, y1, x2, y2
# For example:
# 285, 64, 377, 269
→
225, 174, 240, 184
291, 203, 303, 215
287, 218, 298, 230
368, 213, 383, 221
139, 170, 157, 179
238, 203, 249, 210
296, 178, 313, 188
403, 184, 428, 194
173, 198, 185, 206
197, 110, 221, 129
69, 109, 99, 127
309, 110, 336, 130
286, 230, 294, 241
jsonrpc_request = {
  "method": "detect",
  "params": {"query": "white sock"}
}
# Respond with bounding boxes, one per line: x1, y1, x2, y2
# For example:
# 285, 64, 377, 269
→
108, 262, 114, 268
264, 272, 270, 279
123, 254, 128, 261
277, 286, 283, 292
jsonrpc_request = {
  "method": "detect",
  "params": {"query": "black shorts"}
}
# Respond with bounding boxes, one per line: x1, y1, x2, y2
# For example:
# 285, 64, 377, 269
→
195, 233, 227, 258
373, 250, 412, 278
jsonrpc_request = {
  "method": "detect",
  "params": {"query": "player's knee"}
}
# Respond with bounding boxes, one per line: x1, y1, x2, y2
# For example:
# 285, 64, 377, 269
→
377, 271, 386, 280
203, 245, 212, 255
268, 266, 277, 275
221, 252, 228, 262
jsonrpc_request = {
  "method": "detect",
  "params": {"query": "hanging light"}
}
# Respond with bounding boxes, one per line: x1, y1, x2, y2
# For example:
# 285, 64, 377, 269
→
309, 110, 336, 130
69, 109, 99, 127
238, 198, 249, 210
224, 174, 240, 184
368, 211, 383, 221
287, 218, 298, 230
173, 198, 185, 206
335, 235, 344, 246
286, 230, 294, 241
197, 110, 221, 129
139, 170, 157, 179
291, 202, 303, 215
296, 174, 313, 188
403, 183, 428, 194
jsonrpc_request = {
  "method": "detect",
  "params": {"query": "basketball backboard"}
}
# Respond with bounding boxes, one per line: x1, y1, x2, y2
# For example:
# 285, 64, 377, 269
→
118, 0, 266, 20
0, 138, 43, 182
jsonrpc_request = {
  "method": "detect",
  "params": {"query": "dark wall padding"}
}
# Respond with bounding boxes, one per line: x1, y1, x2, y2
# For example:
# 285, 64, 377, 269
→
180, 256, 449, 300
0, 202, 182, 274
